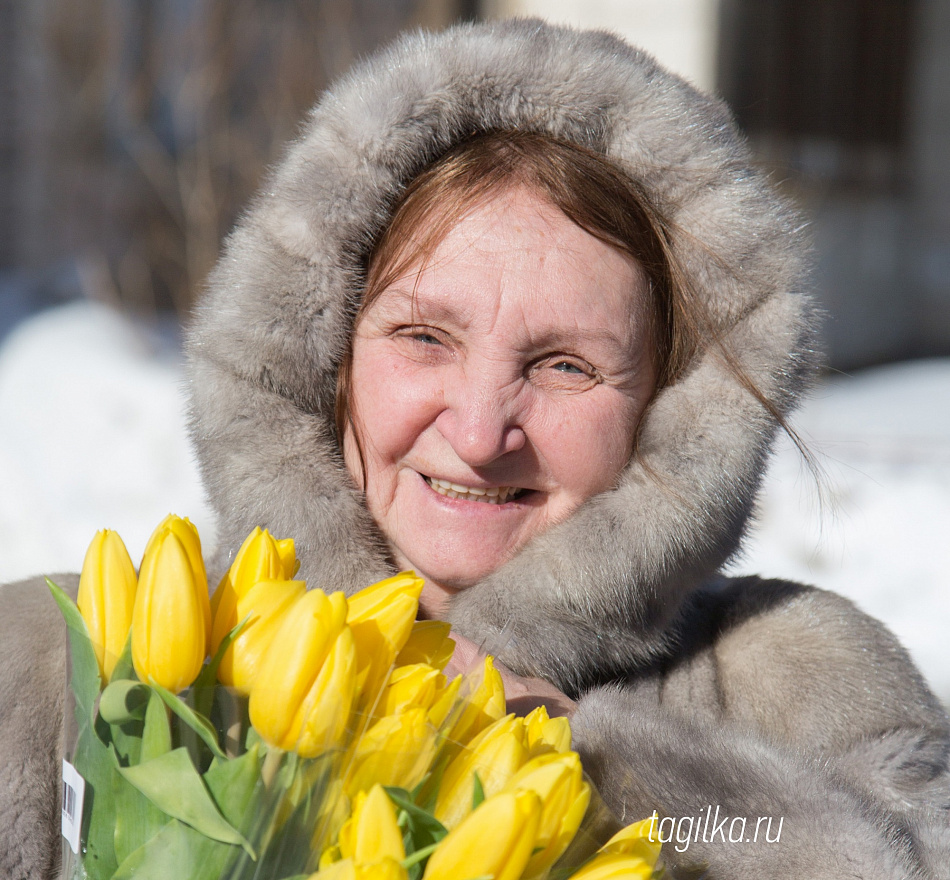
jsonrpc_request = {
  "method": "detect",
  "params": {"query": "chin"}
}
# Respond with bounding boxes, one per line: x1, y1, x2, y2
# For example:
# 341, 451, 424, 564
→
399, 546, 510, 594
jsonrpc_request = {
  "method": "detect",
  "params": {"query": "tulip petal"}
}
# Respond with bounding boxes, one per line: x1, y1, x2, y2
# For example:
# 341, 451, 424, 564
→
422, 790, 541, 880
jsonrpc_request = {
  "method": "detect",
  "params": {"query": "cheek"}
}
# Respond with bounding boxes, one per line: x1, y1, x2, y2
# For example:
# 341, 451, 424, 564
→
347, 341, 442, 470
532, 392, 641, 499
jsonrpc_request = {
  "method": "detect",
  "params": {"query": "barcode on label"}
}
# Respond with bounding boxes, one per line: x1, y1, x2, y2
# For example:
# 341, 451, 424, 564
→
61, 760, 85, 855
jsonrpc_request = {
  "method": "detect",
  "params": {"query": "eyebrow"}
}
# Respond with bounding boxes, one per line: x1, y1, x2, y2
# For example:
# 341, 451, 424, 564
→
372, 286, 474, 326
375, 286, 634, 352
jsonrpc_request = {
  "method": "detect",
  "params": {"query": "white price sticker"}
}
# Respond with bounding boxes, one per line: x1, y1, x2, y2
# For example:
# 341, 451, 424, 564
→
61, 759, 85, 855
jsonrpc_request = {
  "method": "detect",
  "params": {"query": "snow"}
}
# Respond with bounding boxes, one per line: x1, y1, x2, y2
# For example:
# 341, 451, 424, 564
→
1, 302, 947, 702
0, 302, 216, 579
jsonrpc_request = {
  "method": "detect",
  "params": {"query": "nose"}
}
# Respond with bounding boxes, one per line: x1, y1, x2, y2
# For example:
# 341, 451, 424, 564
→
434, 364, 526, 468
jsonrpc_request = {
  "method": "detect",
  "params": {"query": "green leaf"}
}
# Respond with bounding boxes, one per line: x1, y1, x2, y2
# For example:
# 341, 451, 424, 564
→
203, 743, 262, 833
47, 578, 100, 723
99, 680, 150, 725
112, 745, 169, 865
70, 733, 120, 878
385, 788, 447, 843
385, 786, 447, 880
48, 578, 121, 876
117, 748, 255, 858
111, 819, 238, 880
141, 689, 172, 762
150, 680, 227, 760
471, 771, 486, 810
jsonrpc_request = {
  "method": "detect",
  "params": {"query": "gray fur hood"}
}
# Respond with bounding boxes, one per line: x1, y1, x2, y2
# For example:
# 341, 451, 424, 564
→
186, 18, 818, 694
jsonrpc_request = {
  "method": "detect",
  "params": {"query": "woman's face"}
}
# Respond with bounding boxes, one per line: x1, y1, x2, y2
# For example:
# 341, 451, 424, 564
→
345, 187, 656, 614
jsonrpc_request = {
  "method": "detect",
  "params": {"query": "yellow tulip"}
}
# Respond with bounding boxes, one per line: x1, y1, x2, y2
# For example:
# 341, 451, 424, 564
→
564, 853, 656, 880
435, 714, 528, 828
422, 790, 542, 880
210, 527, 295, 650
77, 529, 137, 682
276, 537, 297, 579
524, 705, 572, 756
347, 573, 424, 705
563, 817, 661, 880
143, 514, 210, 645
444, 656, 506, 745
378, 663, 446, 717
427, 674, 462, 728
216, 578, 307, 693
309, 858, 408, 880
597, 817, 662, 864
395, 620, 455, 671
346, 708, 437, 796
338, 785, 405, 865
132, 530, 206, 693
249, 590, 357, 756
503, 752, 591, 877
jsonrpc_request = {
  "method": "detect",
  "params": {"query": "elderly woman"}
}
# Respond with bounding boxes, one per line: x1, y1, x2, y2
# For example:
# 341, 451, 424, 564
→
2, 19, 949, 880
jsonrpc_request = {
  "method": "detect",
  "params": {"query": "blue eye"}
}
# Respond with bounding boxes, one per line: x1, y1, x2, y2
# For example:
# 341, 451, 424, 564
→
413, 332, 441, 345
553, 361, 584, 374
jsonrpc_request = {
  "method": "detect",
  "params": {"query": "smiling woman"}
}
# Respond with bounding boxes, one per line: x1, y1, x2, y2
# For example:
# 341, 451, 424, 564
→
336, 131, 674, 610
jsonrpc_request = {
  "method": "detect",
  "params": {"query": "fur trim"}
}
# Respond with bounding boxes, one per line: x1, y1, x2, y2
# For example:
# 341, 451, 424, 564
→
186, 19, 818, 687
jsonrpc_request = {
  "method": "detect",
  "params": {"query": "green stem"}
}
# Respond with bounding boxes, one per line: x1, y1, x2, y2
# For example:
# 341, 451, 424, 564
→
261, 746, 284, 787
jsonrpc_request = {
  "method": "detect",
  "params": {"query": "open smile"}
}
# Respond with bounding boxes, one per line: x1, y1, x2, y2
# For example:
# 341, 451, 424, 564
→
422, 474, 529, 504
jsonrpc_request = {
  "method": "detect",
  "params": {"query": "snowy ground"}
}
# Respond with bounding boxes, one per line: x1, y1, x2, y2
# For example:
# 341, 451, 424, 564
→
1, 302, 948, 703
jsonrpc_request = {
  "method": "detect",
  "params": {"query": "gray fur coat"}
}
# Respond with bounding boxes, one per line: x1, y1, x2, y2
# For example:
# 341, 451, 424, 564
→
2, 19, 948, 879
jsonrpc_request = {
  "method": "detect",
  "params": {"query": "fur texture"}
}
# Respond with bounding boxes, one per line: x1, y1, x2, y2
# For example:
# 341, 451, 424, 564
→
188, 19, 817, 687
2, 19, 949, 879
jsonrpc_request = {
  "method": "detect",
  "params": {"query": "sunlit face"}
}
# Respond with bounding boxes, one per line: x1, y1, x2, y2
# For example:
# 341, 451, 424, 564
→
344, 187, 656, 615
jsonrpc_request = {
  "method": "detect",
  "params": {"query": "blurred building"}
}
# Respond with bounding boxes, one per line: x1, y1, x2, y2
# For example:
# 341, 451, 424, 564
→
487, 0, 950, 370
718, 0, 950, 369
0, 0, 472, 336
2, 0, 948, 370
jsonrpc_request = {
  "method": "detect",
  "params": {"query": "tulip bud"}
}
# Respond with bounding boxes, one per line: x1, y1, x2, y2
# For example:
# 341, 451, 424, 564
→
347, 573, 424, 705
378, 663, 445, 717
309, 858, 408, 880
77, 529, 137, 682
524, 704, 573, 756
444, 656, 506, 745
216, 578, 307, 693
422, 790, 542, 880
249, 590, 357, 756
142, 514, 211, 646
562, 853, 656, 880
132, 530, 207, 693
275, 537, 297, 579
502, 752, 591, 876
565, 817, 662, 880
435, 714, 528, 829
597, 817, 663, 861
210, 528, 294, 651
395, 620, 454, 671
346, 708, 437, 796
427, 674, 462, 729
338, 785, 405, 865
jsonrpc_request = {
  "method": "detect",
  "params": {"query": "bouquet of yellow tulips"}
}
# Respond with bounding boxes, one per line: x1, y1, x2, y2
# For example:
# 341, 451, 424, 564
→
50, 515, 662, 880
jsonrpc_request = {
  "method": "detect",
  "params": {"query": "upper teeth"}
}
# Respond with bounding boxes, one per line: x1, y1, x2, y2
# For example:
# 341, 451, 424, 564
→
427, 477, 521, 504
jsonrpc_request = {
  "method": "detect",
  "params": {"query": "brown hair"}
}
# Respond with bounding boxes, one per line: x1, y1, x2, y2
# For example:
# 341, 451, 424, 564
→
336, 129, 802, 480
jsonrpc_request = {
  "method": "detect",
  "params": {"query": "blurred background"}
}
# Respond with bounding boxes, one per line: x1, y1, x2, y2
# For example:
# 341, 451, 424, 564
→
1, 0, 948, 700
